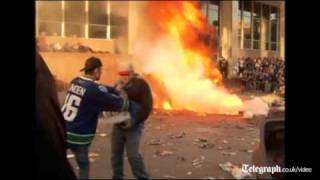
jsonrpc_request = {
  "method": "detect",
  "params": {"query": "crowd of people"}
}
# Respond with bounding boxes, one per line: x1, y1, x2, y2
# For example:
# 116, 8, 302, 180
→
233, 56, 285, 93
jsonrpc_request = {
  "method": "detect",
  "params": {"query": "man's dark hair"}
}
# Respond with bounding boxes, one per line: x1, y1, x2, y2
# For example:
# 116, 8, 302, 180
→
80, 56, 102, 74
84, 68, 96, 75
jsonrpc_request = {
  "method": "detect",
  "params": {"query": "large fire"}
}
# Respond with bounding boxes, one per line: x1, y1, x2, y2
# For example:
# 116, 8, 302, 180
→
133, 1, 244, 115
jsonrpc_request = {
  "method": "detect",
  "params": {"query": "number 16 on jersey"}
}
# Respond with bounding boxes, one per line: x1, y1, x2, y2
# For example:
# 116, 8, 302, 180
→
61, 94, 82, 122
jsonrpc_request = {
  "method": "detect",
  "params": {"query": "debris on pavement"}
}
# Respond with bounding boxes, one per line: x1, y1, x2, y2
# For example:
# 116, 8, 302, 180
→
241, 149, 253, 153
89, 153, 99, 158
67, 154, 75, 159
222, 140, 228, 144
221, 151, 237, 156
217, 146, 224, 150
176, 131, 186, 138
156, 150, 174, 156
87, 153, 100, 163
202, 176, 215, 180
235, 125, 244, 129
89, 158, 95, 163
148, 139, 162, 145
187, 171, 192, 175
219, 162, 252, 179
231, 166, 252, 179
164, 175, 177, 179
199, 142, 215, 149
192, 155, 205, 167
99, 133, 107, 137
219, 162, 233, 171
165, 142, 174, 146
198, 137, 208, 142
177, 156, 186, 161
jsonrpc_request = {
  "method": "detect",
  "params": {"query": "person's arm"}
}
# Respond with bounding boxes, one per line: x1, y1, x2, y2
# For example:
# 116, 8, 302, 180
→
90, 85, 130, 112
105, 85, 120, 96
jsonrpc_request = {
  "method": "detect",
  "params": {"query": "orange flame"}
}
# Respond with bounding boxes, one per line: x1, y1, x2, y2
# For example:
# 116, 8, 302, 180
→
162, 101, 172, 110
134, 1, 243, 114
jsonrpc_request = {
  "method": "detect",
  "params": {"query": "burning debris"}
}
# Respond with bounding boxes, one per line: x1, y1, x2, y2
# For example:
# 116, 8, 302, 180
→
133, 1, 244, 115
129, 1, 274, 117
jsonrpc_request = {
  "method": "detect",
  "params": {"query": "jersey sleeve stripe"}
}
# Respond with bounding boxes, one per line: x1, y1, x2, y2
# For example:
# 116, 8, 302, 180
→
66, 132, 95, 144
121, 99, 129, 111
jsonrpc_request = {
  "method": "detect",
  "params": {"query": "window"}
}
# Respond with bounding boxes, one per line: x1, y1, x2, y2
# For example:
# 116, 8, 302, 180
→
243, 1, 252, 49
37, 1, 62, 36
253, 2, 261, 18
65, 24, 85, 38
201, 2, 208, 18
238, 0, 243, 48
65, 2, 86, 37
37, 1, 62, 21
262, 4, 269, 20
253, 2, 261, 49
89, 25, 107, 39
253, 19, 261, 49
65, 2, 85, 23
89, 1, 108, 25
88, 1, 108, 39
270, 6, 279, 51
39, 22, 61, 36
35, 1, 143, 41
270, 6, 279, 21
262, 4, 270, 50
208, 1, 219, 30
110, 2, 128, 39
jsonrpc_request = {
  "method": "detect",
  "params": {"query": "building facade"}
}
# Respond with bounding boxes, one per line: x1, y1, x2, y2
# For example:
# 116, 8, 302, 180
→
36, 1, 285, 77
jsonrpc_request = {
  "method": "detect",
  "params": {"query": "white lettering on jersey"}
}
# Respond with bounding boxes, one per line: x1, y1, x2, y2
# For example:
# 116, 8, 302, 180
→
69, 84, 87, 96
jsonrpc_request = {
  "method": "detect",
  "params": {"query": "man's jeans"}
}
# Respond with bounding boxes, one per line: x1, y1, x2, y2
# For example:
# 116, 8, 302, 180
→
70, 145, 90, 179
111, 123, 149, 179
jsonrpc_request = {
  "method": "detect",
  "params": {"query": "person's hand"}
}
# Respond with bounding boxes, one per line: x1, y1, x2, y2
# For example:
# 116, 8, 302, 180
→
114, 79, 125, 91
119, 89, 128, 100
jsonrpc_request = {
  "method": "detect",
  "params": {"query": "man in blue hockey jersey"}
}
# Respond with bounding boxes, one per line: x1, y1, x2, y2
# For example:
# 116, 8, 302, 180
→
61, 57, 130, 179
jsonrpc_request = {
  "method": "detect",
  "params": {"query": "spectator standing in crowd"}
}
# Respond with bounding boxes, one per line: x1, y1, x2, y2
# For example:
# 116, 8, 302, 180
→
218, 57, 228, 79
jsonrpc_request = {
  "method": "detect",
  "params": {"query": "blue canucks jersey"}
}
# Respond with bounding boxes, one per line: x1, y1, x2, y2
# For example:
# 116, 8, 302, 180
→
61, 76, 129, 146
